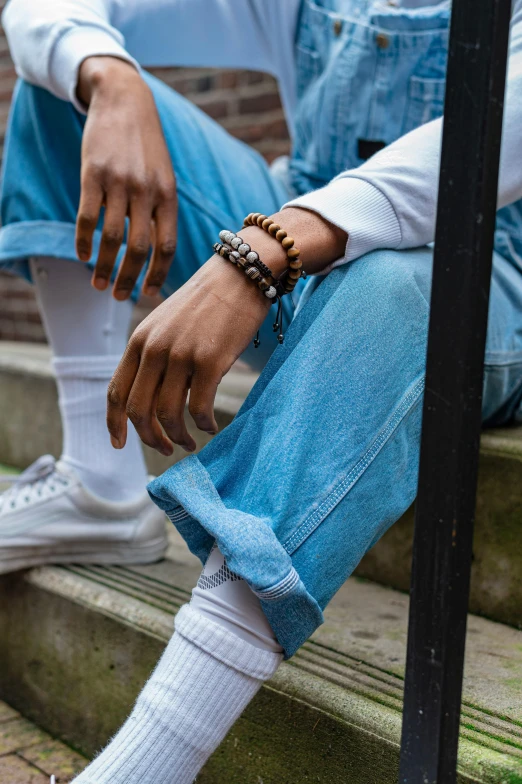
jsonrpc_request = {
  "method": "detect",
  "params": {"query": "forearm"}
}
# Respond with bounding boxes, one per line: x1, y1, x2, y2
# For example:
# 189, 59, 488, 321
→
231, 208, 348, 279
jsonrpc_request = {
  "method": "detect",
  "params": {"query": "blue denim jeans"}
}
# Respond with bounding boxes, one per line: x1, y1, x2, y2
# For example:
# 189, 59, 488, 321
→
149, 246, 522, 658
2, 76, 522, 659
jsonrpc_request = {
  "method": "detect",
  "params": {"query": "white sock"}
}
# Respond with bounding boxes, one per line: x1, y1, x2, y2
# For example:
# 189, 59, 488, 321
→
53, 355, 148, 502
30, 257, 148, 502
72, 605, 282, 784
191, 544, 283, 653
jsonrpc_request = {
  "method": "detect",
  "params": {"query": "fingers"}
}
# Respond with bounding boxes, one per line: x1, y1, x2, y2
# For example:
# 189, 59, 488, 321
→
124, 355, 175, 455
92, 188, 128, 292
106, 344, 140, 450
76, 178, 103, 263
143, 195, 178, 297
188, 369, 219, 435
156, 361, 196, 452
113, 195, 152, 301
77, 165, 175, 299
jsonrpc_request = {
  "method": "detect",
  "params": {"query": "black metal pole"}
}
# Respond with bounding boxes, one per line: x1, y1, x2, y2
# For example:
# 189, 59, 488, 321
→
398, 1, 511, 783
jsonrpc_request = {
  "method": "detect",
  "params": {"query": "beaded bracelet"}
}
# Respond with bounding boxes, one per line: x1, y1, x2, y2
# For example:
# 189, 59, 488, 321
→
242, 213, 304, 293
214, 235, 279, 299
213, 233, 285, 346
216, 230, 286, 296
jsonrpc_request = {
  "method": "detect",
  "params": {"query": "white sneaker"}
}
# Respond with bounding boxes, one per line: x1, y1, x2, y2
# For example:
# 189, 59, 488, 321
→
0, 455, 168, 575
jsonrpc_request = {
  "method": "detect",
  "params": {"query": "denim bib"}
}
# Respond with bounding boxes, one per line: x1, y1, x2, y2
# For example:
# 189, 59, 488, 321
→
291, 0, 522, 268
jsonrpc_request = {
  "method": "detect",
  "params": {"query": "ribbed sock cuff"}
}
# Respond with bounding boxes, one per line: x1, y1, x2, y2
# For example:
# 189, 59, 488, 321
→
52, 354, 122, 380
175, 605, 282, 681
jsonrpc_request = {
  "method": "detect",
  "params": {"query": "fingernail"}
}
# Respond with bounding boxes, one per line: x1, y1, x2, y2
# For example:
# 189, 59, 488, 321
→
144, 285, 160, 297
94, 277, 108, 291
110, 435, 122, 449
113, 289, 129, 301
78, 251, 90, 262
182, 444, 195, 453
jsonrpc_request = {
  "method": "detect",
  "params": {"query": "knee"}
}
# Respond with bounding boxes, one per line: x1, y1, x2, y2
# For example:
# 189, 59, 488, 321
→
334, 247, 433, 311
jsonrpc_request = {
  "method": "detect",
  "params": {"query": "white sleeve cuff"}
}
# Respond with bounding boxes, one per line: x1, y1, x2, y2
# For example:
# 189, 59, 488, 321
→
284, 177, 402, 269
50, 26, 140, 113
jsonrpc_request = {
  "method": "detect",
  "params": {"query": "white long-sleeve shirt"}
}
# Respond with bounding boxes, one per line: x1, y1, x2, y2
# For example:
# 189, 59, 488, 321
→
3, 0, 522, 265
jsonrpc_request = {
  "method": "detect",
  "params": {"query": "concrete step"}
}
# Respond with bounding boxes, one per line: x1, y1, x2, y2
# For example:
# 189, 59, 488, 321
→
0, 341, 257, 478
1, 529, 522, 784
1, 341, 522, 631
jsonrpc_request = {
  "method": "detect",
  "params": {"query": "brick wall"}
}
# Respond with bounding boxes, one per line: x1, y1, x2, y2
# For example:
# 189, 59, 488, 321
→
0, 6, 290, 342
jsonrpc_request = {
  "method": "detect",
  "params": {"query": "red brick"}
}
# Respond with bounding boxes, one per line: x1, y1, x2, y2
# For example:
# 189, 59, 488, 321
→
0, 755, 48, 784
243, 71, 268, 86
239, 91, 283, 114
20, 738, 88, 781
218, 71, 239, 89
0, 702, 20, 724
0, 718, 50, 755
193, 98, 228, 120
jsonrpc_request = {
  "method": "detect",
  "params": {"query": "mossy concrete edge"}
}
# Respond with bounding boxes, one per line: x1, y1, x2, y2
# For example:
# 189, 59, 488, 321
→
1, 566, 522, 783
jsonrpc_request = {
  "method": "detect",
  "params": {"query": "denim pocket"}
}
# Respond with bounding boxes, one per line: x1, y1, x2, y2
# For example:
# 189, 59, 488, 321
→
402, 75, 446, 134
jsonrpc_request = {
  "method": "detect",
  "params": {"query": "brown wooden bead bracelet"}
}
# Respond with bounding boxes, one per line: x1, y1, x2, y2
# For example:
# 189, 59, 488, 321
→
243, 213, 304, 293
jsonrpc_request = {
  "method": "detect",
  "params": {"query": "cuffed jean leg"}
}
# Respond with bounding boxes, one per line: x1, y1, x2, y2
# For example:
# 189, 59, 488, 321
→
149, 248, 432, 656
149, 245, 522, 658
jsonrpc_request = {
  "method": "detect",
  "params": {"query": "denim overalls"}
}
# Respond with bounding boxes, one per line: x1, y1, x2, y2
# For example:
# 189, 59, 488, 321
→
292, 0, 450, 193
2, 1, 522, 657
290, 0, 522, 268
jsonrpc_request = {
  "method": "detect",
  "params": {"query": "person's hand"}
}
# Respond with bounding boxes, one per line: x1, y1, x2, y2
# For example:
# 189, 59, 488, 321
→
107, 208, 347, 455
76, 56, 177, 299
106, 255, 271, 455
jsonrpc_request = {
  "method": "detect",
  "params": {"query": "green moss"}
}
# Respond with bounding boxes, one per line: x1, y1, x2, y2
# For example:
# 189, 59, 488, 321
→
461, 701, 522, 731
461, 721, 522, 752
505, 774, 522, 784
0, 464, 18, 475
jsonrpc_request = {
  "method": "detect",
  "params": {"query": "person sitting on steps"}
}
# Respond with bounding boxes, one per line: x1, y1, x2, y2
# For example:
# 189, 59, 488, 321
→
1, 1, 522, 782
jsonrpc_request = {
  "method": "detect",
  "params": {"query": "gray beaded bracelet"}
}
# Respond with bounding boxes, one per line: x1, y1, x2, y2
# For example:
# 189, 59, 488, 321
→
214, 241, 278, 300
214, 230, 286, 346
219, 230, 274, 280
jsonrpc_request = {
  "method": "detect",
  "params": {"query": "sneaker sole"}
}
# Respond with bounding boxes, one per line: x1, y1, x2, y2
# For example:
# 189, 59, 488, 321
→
0, 534, 168, 575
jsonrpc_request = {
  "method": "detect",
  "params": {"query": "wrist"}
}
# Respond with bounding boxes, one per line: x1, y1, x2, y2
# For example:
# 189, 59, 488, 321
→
77, 56, 140, 106
197, 255, 271, 314
236, 208, 348, 278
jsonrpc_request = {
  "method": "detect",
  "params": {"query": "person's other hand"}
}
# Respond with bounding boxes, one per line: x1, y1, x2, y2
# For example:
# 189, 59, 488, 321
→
76, 56, 177, 300
106, 255, 271, 455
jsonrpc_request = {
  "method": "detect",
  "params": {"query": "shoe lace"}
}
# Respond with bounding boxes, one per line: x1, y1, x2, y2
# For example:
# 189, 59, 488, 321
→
0, 455, 70, 513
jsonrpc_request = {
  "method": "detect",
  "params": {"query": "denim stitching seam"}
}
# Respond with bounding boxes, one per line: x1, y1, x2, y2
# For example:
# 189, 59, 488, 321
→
167, 507, 190, 523
283, 376, 425, 554
262, 571, 299, 598
253, 568, 300, 602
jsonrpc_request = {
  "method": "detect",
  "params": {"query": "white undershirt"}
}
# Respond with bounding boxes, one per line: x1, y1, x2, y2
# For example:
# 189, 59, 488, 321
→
3, 0, 522, 266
